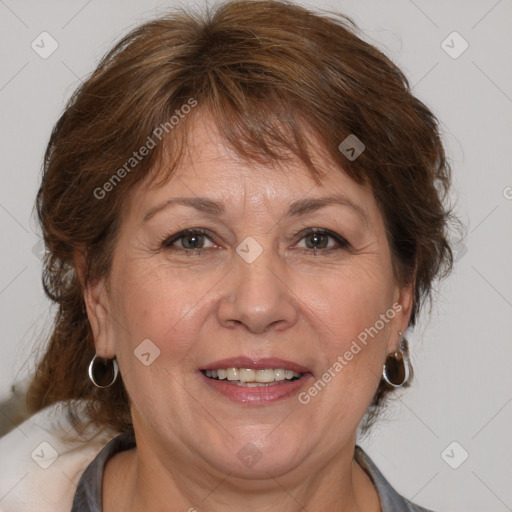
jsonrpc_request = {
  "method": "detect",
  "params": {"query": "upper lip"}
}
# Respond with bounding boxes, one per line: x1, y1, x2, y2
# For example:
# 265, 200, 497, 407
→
201, 357, 311, 374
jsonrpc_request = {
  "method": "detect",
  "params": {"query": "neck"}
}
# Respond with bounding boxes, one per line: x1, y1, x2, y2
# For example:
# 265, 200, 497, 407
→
103, 437, 381, 512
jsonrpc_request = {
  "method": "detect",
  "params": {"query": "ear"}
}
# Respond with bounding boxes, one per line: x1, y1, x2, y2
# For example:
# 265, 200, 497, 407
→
74, 249, 116, 359
387, 279, 415, 353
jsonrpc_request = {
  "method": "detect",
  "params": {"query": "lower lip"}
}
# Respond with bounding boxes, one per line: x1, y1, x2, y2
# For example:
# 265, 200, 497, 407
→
199, 372, 314, 404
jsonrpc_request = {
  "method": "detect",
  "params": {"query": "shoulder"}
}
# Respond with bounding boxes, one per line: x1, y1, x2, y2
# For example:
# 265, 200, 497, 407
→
355, 446, 435, 512
0, 401, 116, 512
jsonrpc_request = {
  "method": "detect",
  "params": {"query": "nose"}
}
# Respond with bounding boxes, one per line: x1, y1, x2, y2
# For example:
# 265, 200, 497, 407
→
217, 249, 299, 334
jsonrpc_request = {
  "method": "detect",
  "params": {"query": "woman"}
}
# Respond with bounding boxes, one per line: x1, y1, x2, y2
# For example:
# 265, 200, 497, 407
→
0, 1, 455, 510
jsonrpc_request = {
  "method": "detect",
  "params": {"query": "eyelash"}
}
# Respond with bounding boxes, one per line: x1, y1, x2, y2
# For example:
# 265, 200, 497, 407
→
160, 228, 350, 256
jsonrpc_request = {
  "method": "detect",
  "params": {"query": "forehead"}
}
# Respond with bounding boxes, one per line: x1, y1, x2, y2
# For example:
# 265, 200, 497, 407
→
126, 113, 377, 220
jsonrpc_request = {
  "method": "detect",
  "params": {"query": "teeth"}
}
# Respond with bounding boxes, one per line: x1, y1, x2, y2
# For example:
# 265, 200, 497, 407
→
255, 369, 275, 383
204, 367, 303, 383
274, 369, 286, 381
239, 368, 256, 382
226, 368, 239, 381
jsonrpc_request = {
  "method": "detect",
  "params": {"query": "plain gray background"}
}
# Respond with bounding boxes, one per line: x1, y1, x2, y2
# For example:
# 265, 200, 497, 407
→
0, 0, 511, 510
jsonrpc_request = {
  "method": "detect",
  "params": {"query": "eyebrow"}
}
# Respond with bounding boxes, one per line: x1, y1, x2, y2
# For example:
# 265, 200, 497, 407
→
142, 195, 369, 224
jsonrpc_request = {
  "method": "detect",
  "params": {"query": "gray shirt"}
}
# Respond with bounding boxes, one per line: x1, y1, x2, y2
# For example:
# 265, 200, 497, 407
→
71, 429, 433, 511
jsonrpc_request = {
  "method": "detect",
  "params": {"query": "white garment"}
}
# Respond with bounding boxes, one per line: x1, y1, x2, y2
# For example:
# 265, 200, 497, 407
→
0, 402, 116, 512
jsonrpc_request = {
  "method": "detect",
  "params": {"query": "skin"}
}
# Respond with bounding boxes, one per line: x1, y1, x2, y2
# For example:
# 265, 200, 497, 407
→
84, 112, 414, 512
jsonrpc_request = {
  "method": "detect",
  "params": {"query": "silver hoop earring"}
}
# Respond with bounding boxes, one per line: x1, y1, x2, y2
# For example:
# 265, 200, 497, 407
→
88, 354, 119, 388
382, 331, 410, 388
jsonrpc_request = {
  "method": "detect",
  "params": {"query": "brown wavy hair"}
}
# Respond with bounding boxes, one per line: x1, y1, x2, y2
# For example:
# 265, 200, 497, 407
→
27, 0, 456, 435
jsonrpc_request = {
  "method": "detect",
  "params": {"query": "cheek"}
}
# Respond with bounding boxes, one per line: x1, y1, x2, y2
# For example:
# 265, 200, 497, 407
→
307, 261, 395, 343
300, 262, 396, 401
108, 258, 222, 361
105, 260, 218, 429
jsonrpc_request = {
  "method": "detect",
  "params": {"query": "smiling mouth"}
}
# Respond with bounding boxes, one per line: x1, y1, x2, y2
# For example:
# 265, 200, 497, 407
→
201, 368, 304, 387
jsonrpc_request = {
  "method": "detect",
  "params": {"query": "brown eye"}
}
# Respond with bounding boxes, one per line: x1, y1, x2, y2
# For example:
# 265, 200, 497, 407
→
304, 232, 330, 249
162, 229, 214, 252
178, 232, 206, 249
295, 228, 349, 252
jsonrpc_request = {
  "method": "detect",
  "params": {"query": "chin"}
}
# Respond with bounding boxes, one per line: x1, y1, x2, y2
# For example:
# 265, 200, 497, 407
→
203, 432, 308, 480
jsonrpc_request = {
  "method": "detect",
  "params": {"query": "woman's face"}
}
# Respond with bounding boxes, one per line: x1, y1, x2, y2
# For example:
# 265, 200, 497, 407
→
87, 114, 413, 480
